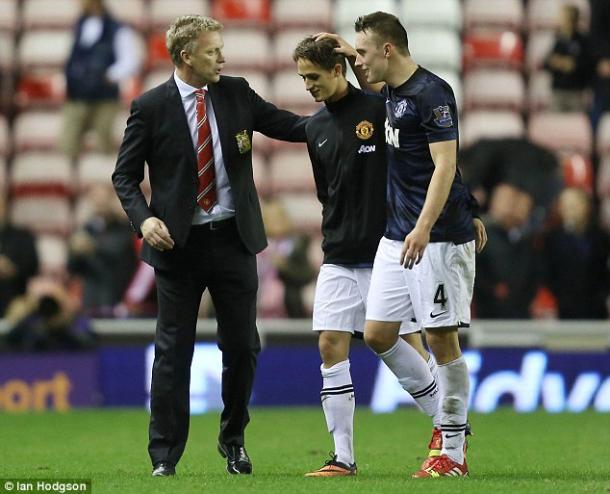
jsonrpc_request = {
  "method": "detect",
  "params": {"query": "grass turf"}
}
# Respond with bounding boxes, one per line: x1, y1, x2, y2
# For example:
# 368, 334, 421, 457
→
0, 408, 609, 494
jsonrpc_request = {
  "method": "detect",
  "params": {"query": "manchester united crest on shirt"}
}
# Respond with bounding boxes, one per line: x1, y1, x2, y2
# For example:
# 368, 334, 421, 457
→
355, 120, 374, 140
432, 105, 453, 128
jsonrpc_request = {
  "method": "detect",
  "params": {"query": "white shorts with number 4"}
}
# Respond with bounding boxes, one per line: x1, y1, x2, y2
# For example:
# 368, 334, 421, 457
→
366, 237, 475, 329
313, 264, 418, 335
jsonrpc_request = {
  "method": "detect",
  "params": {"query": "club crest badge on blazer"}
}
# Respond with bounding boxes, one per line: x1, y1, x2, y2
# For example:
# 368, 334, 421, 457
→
235, 130, 252, 154
355, 120, 374, 140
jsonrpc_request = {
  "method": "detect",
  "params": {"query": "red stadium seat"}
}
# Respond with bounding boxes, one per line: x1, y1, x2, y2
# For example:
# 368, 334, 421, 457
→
15, 70, 65, 108
463, 69, 525, 111
212, 0, 270, 24
272, 28, 320, 70
400, 0, 462, 31
149, 0, 210, 30
17, 30, 73, 69
463, 31, 524, 70
76, 153, 116, 191
147, 32, 172, 69
460, 111, 525, 148
561, 153, 594, 193
21, 0, 80, 30
464, 0, 524, 31
10, 152, 72, 198
222, 28, 271, 71
269, 148, 315, 194
9, 196, 72, 235
272, 0, 331, 30
13, 110, 63, 152
528, 112, 592, 154
105, 0, 147, 30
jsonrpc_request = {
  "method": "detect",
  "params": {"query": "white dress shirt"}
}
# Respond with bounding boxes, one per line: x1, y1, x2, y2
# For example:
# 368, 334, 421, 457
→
78, 16, 141, 83
173, 72, 236, 224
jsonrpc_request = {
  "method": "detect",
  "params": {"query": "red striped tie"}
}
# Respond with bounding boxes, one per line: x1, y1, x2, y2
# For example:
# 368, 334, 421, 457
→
194, 89, 217, 212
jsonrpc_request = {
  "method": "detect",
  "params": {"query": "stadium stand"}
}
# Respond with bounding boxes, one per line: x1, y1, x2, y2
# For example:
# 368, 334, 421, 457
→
463, 0, 524, 31
0, 0, 607, 321
400, 0, 462, 30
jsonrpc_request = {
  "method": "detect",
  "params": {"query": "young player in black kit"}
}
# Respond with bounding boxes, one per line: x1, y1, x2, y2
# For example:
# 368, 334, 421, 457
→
293, 36, 487, 477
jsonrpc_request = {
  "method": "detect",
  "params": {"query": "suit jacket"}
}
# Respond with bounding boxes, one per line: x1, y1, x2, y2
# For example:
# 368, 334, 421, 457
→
112, 75, 308, 269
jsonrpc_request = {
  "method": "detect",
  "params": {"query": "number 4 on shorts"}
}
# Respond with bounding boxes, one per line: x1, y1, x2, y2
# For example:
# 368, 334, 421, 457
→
433, 283, 448, 307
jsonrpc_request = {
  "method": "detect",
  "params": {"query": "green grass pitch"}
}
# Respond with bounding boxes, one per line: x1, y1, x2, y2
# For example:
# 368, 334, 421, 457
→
1, 408, 609, 494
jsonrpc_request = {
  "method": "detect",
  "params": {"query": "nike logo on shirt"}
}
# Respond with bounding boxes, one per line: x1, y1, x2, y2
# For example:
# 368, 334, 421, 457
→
318, 139, 328, 148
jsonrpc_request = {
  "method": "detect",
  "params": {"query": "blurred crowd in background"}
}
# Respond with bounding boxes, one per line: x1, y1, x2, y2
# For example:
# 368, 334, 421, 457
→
0, 0, 609, 352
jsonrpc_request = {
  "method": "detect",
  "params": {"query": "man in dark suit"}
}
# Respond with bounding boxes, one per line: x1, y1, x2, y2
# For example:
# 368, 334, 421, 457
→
112, 15, 307, 476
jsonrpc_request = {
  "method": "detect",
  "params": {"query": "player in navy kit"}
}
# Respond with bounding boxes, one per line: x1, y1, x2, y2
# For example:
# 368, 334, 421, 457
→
294, 35, 486, 477
319, 12, 482, 477
355, 12, 476, 478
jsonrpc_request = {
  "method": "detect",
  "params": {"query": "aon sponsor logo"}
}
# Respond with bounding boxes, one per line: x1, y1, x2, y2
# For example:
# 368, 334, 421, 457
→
357, 144, 376, 154
385, 118, 399, 148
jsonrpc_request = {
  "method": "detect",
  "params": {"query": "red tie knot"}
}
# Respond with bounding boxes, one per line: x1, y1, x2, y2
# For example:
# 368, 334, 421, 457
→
194, 88, 206, 101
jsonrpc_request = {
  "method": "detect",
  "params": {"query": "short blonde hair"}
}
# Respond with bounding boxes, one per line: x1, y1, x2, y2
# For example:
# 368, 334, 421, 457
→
166, 15, 223, 66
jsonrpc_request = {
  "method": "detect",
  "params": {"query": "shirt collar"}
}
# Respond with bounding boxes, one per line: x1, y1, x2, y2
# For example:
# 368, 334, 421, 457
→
173, 71, 208, 100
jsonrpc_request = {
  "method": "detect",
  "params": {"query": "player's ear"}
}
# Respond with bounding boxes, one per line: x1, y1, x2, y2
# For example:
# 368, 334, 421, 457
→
383, 42, 391, 58
333, 63, 343, 77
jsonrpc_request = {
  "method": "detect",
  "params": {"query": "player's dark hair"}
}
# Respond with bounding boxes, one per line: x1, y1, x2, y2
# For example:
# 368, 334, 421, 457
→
292, 36, 347, 75
354, 11, 410, 55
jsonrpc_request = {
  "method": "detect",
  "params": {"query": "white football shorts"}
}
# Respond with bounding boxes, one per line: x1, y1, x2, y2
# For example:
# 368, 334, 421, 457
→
312, 263, 418, 335
366, 237, 475, 329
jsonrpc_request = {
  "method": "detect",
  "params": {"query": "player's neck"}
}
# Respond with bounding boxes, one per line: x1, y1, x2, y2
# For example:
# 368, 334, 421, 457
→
385, 57, 418, 89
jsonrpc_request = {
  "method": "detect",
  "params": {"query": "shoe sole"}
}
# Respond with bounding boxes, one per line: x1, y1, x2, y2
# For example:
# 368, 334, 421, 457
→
305, 471, 357, 477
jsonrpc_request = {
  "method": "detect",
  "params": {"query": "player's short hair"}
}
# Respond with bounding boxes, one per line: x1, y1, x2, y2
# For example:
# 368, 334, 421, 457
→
292, 36, 347, 76
166, 15, 223, 66
354, 11, 410, 55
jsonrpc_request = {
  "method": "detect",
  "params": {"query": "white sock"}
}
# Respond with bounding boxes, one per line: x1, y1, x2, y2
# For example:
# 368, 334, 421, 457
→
427, 353, 442, 429
377, 339, 439, 419
438, 355, 469, 464
320, 359, 355, 465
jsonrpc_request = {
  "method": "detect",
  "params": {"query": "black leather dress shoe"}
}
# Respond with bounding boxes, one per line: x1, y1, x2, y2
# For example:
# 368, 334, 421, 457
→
152, 462, 176, 477
217, 443, 253, 474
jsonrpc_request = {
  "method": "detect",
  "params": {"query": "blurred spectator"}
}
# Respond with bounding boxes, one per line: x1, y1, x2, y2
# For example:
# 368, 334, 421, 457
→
543, 187, 610, 319
61, 0, 140, 160
67, 184, 137, 316
474, 183, 542, 318
459, 138, 560, 216
543, 4, 592, 112
257, 199, 316, 318
589, 0, 610, 129
5, 278, 96, 351
0, 192, 39, 318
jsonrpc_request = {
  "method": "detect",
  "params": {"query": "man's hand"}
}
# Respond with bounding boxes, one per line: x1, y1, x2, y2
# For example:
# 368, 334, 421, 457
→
400, 226, 430, 269
314, 32, 357, 59
473, 217, 488, 253
141, 217, 174, 251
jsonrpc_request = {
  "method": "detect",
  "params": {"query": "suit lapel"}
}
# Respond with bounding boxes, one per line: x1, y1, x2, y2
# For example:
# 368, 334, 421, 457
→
165, 78, 198, 167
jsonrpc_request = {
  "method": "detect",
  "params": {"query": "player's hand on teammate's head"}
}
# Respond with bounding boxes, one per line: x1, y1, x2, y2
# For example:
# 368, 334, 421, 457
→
473, 218, 487, 253
314, 32, 357, 59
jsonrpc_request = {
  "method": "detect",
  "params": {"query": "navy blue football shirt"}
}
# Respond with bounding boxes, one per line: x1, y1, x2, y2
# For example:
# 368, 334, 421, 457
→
383, 67, 474, 244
